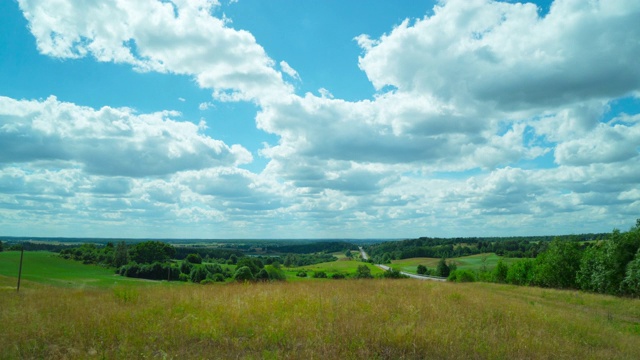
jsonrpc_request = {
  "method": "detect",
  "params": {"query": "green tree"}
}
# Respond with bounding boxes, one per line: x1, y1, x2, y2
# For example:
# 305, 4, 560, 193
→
204, 263, 223, 275
190, 266, 208, 283
577, 228, 640, 295
180, 261, 193, 275
0, 240, 3, 252
283, 254, 295, 267
621, 249, 640, 296
354, 265, 373, 279
256, 269, 270, 281
506, 258, 535, 286
345, 250, 353, 258
186, 253, 202, 264
436, 257, 450, 277
234, 266, 255, 282
265, 265, 286, 281
416, 264, 427, 275
493, 259, 509, 283
533, 238, 581, 289
113, 241, 129, 268
236, 257, 263, 275
129, 241, 175, 264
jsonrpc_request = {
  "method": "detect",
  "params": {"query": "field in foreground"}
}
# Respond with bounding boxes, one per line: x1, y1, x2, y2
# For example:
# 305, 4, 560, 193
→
2, 276, 639, 359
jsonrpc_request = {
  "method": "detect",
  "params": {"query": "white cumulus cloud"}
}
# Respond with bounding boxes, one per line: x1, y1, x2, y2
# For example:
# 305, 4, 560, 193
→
18, 0, 293, 103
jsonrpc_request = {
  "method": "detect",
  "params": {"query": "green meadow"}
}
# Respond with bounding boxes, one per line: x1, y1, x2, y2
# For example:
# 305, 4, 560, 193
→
391, 253, 518, 274
0, 251, 163, 289
2, 272, 639, 359
2, 250, 640, 358
284, 258, 385, 280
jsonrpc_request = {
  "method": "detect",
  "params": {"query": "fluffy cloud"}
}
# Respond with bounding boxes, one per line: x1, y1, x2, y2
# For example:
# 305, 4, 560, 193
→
256, 0, 640, 205
18, 0, 292, 103
4, 0, 640, 237
357, 0, 640, 110
0, 96, 251, 177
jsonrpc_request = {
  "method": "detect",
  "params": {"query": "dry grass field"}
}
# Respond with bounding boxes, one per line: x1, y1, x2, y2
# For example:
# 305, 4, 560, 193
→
2, 275, 639, 359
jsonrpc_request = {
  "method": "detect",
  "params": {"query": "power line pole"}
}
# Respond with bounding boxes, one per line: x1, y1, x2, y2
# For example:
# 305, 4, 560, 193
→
17, 246, 24, 292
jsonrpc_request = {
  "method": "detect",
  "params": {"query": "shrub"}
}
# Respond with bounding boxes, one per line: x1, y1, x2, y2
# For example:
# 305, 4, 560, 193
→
354, 265, 373, 279
313, 271, 328, 278
296, 271, 307, 278
265, 265, 286, 281
237, 257, 263, 275
448, 269, 476, 283
331, 273, 346, 279
493, 260, 509, 283
381, 268, 407, 279
204, 263, 223, 275
234, 266, 255, 282
506, 259, 535, 286
211, 273, 226, 282
180, 261, 193, 275
186, 253, 203, 264
190, 266, 208, 283
256, 269, 270, 281
417, 264, 427, 275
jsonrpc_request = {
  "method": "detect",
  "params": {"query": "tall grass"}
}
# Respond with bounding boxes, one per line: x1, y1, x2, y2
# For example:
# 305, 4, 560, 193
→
2, 279, 639, 359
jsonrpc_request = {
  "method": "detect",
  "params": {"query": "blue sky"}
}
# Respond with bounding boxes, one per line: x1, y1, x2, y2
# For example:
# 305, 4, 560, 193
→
1, 0, 639, 239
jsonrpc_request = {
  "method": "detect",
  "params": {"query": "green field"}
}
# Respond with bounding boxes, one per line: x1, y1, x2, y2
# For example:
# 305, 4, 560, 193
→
284, 259, 385, 280
0, 251, 166, 289
0, 251, 379, 288
391, 253, 518, 274
2, 274, 639, 359
2, 250, 640, 358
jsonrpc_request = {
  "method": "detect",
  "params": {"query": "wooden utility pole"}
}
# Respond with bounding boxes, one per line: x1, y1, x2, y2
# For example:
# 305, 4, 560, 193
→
17, 246, 24, 292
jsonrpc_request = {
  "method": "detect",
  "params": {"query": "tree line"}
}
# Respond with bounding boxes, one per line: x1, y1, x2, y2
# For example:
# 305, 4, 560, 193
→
365, 233, 606, 263
56, 240, 343, 283
445, 222, 640, 297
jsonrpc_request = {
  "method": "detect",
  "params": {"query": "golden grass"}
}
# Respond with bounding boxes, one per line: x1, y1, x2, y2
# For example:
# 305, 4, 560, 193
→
2, 279, 639, 359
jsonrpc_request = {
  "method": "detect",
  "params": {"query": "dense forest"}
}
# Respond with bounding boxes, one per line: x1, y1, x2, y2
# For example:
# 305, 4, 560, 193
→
441, 224, 640, 297
365, 233, 607, 263
55, 240, 341, 283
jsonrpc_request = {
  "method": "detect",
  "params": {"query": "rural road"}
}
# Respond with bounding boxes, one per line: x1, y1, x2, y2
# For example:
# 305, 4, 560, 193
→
358, 246, 369, 260
359, 247, 446, 282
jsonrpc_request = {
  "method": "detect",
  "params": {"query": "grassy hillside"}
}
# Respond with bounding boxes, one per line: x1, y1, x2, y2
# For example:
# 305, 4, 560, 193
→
284, 259, 385, 279
0, 251, 161, 288
2, 275, 639, 359
391, 253, 518, 274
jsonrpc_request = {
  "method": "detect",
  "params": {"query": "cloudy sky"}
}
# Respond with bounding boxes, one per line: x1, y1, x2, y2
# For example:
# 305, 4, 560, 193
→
1, 0, 639, 239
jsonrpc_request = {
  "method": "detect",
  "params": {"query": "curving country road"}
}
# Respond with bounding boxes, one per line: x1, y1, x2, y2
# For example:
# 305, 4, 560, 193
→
359, 246, 447, 282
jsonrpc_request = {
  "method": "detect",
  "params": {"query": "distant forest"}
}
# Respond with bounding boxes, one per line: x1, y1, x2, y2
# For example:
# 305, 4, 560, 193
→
2, 226, 638, 296
364, 233, 608, 263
